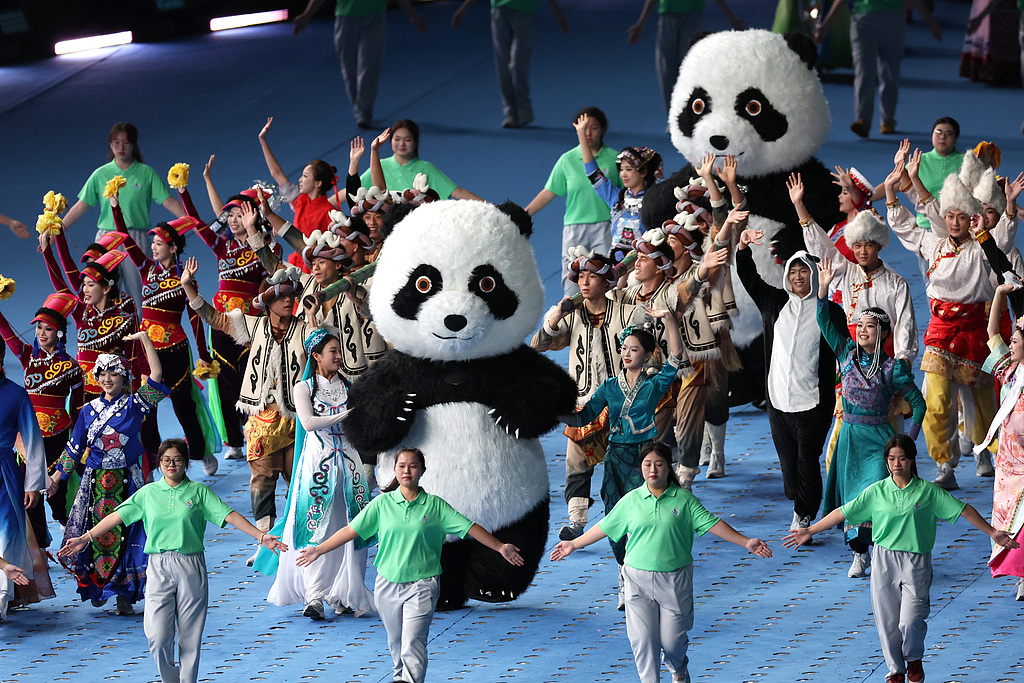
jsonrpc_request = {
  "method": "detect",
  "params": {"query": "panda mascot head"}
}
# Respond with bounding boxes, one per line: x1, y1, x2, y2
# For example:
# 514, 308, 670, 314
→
369, 200, 543, 361
668, 29, 829, 178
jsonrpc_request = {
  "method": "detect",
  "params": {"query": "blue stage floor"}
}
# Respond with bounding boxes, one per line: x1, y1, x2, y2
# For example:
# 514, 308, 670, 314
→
1, 0, 1023, 681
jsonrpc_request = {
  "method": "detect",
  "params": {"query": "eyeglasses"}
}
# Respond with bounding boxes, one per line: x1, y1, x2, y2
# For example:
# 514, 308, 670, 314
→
160, 458, 185, 466
932, 129, 956, 137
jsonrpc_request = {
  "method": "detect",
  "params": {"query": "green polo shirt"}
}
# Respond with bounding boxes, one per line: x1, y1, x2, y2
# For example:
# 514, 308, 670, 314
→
349, 489, 473, 583
115, 478, 233, 555
360, 156, 458, 200
841, 476, 966, 553
79, 159, 171, 232
335, 0, 385, 17
659, 0, 704, 12
598, 483, 720, 572
544, 144, 621, 226
916, 148, 964, 229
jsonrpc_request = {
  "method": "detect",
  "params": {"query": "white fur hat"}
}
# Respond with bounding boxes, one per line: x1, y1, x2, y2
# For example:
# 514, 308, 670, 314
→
939, 173, 983, 216
843, 210, 888, 248
958, 150, 985, 191
973, 169, 1006, 215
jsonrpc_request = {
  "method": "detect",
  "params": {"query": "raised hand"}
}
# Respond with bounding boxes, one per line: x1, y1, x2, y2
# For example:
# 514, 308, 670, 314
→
203, 154, 215, 179
350, 137, 365, 164
239, 201, 259, 235
718, 154, 738, 186
739, 228, 764, 247
573, 113, 590, 134
907, 148, 923, 179
258, 117, 273, 141
1005, 171, 1024, 206
817, 256, 837, 295
893, 138, 910, 167
371, 127, 391, 151
695, 152, 716, 180
786, 172, 804, 205
180, 256, 200, 288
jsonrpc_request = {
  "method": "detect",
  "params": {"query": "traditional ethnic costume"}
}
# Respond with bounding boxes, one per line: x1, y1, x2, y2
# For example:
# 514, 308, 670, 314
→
977, 324, 1024, 597
189, 268, 307, 543
818, 302, 926, 555
888, 174, 1009, 488
56, 355, 170, 605
532, 248, 642, 534
0, 363, 53, 619
249, 216, 386, 382
114, 202, 219, 465
0, 292, 83, 527
185, 188, 278, 458
583, 147, 662, 263
254, 327, 374, 618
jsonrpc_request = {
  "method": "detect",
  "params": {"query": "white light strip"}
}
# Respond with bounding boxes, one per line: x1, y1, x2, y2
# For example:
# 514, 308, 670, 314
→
210, 9, 288, 32
54, 31, 132, 56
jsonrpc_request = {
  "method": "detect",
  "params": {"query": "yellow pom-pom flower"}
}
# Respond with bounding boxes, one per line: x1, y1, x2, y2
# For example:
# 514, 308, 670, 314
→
0, 275, 15, 301
35, 210, 63, 237
103, 175, 127, 199
42, 190, 68, 215
192, 360, 221, 380
167, 163, 190, 189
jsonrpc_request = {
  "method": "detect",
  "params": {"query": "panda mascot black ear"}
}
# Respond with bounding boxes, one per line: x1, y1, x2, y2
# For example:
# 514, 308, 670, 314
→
496, 200, 533, 238
782, 31, 818, 70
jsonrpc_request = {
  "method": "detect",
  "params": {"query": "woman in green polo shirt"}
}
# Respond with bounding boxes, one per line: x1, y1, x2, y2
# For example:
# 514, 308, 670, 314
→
59, 438, 286, 683
296, 447, 523, 683
784, 434, 1018, 683
551, 441, 772, 683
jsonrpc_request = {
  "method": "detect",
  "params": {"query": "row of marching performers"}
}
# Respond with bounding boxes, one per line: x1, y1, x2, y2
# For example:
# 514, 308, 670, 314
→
0, 146, 427, 625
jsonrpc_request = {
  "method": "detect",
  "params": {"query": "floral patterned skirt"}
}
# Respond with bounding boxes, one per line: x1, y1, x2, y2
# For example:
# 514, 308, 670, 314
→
61, 465, 147, 603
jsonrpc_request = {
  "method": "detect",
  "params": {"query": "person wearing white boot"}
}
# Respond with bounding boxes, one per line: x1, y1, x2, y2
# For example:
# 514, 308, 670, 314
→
532, 248, 643, 541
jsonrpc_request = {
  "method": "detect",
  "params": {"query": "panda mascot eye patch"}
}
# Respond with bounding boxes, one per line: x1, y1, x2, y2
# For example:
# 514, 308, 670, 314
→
677, 86, 712, 138
392, 264, 444, 320
734, 87, 787, 142
469, 265, 518, 320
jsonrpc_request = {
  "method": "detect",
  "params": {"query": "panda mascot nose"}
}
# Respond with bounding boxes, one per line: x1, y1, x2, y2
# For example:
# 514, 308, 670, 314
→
709, 135, 730, 151
444, 314, 468, 332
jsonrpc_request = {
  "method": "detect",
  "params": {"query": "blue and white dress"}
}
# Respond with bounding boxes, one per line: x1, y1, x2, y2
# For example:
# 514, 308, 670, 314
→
265, 373, 374, 614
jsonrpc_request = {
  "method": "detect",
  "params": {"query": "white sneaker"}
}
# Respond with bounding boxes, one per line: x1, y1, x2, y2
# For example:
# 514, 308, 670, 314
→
303, 599, 325, 620
976, 451, 995, 477
848, 551, 871, 578
224, 446, 244, 461
202, 453, 219, 476
1016, 578, 1024, 601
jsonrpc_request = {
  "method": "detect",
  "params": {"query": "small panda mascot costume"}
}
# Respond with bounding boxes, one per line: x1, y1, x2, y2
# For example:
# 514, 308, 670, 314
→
642, 29, 844, 406
344, 200, 578, 610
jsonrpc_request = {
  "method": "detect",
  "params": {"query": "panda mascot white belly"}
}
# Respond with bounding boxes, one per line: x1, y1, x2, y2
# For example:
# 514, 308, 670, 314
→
641, 29, 844, 404
344, 200, 578, 610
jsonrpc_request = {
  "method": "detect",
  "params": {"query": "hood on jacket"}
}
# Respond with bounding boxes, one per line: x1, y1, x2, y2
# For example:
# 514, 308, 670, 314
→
782, 250, 818, 300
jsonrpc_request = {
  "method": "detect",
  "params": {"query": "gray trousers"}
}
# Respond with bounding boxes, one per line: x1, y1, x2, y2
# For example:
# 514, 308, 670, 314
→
374, 574, 439, 683
623, 564, 694, 683
333, 12, 387, 124
870, 547, 932, 676
144, 551, 209, 683
850, 9, 905, 127
491, 6, 535, 123
561, 221, 611, 297
656, 11, 702, 113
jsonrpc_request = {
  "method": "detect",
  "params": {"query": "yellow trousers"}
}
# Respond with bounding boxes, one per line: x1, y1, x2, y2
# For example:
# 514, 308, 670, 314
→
922, 372, 996, 465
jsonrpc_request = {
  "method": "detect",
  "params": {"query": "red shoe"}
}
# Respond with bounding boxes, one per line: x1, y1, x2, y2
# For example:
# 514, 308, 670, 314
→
907, 659, 924, 682
886, 675, 905, 683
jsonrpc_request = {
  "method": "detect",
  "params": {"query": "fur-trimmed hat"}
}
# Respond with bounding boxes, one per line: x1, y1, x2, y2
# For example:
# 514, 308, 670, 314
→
939, 173, 983, 217
848, 167, 874, 203
973, 169, 1006, 215
843, 209, 888, 248
958, 150, 986, 192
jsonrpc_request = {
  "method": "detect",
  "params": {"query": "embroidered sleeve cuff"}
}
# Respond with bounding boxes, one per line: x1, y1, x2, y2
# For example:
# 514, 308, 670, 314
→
55, 451, 77, 478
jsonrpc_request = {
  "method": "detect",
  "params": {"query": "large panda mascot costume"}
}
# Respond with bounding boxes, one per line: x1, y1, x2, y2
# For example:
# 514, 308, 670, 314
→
344, 200, 578, 610
642, 29, 843, 406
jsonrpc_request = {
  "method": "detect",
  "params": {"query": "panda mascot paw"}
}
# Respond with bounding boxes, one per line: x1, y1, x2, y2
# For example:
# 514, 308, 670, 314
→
344, 200, 578, 610
642, 29, 844, 405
